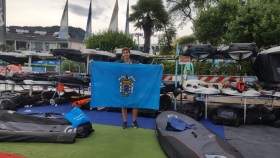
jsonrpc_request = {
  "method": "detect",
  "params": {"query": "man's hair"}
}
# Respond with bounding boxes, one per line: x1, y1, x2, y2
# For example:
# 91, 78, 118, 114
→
122, 47, 130, 54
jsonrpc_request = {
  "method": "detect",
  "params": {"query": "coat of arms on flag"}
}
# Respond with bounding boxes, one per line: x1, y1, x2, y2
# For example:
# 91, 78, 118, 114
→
118, 75, 136, 97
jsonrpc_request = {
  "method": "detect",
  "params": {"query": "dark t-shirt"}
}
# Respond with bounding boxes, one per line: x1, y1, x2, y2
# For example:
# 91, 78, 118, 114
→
115, 59, 140, 64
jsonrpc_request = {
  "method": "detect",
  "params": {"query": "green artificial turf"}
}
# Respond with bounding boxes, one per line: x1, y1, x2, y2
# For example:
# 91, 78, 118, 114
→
0, 124, 166, 158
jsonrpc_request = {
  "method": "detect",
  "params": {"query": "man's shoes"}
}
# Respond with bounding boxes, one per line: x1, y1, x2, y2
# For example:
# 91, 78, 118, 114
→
132, 121, 139, 128
122, 121, 128, 129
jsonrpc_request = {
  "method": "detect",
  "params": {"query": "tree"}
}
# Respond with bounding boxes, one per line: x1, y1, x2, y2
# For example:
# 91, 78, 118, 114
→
175, 35, 197, 46
227, 1, 280, 48
162, 20, 177, 53
192, 0, 280, 48
61, 60, 85, 73
193, 0, 240, 45
85, 30, 137, 52
129, 0, 170, 53
166, 0, 219, 27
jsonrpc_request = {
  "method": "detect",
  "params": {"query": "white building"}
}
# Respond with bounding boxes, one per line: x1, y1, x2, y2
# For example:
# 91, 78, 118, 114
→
5, 27, 86, 52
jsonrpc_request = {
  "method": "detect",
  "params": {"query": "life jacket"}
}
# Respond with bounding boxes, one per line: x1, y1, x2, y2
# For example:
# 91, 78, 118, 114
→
236, 81, 245, 93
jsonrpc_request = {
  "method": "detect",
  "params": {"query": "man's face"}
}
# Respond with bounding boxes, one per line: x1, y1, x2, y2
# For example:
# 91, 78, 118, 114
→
122, 50, 130, 60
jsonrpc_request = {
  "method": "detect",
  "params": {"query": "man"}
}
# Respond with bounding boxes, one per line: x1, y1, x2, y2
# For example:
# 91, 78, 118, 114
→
115, 47, 140, 129
183, 62, 194, 76
183, 62, 194, 99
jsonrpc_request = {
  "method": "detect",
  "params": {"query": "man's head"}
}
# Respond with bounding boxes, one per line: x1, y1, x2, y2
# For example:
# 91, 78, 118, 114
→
122, 47, 131, 60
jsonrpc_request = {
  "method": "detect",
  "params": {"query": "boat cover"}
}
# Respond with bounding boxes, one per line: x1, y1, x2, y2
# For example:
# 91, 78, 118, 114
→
253, 46, 280, 83
51, 49, 84, 62
156, 111, 243, 158
0, 110, 93, 143
219, 43, 258, 60
49, 75, 90, 87
180, 44, 217, 59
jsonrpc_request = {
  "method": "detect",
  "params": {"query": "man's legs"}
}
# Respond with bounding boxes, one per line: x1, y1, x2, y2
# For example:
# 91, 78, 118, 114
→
132, 108, 138, 122
121, 108, 139, 128
122, 108, 127, 129
122, 108, 127, 122
122, 108, 138, 121
132, 108, 139, 128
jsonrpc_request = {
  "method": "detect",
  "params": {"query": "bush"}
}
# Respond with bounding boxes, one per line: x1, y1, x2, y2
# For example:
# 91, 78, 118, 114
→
0, 44, 14, 51
159, 46, 175, 55
159, 59, 253, 76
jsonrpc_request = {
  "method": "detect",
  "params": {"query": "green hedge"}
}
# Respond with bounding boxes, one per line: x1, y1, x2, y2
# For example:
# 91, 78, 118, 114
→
160, 60, 254, 76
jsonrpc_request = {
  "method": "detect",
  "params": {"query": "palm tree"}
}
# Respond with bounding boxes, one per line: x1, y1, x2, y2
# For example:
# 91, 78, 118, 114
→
129, 0, 170, 53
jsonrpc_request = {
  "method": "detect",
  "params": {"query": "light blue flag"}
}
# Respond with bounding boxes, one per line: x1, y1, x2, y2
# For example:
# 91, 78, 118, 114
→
90, 61, 163, 110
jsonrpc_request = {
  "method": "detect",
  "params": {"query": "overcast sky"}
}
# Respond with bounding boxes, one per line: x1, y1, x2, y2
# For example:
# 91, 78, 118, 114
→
6, 0, 193, 39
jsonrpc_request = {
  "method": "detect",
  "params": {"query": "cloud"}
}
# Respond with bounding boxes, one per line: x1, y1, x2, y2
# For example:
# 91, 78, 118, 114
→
92, 5, 109, 19
68, 1, 109, 20
69, 3, 88, 17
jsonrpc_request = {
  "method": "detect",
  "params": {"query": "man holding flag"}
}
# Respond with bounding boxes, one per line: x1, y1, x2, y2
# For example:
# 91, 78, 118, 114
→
90, 48, 163, 129
115, 48, 141, 129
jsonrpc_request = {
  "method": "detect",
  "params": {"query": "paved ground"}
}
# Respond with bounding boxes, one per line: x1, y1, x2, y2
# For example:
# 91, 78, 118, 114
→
173, 94, 280, 158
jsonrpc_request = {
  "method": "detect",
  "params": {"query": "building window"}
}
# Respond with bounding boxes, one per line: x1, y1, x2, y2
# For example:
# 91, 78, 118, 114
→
35, 42, 43, 52
16, 41, 27, 50
49, 43, 57, 50
60, 43, 68, 48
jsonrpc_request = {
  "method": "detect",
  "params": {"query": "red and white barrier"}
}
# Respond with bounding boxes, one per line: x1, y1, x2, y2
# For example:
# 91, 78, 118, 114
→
162, 74, 256, 83
162, 75, 183, 82
198, 76, 239, 83
162, 75, 173, 81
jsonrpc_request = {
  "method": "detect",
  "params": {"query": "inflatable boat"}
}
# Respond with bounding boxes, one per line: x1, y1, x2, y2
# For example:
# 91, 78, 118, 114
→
219, 79, 261, 97
182, 80, 221, 94
221, 88, 261, 97
260, 90, 280, 98
156, 111, 243, 158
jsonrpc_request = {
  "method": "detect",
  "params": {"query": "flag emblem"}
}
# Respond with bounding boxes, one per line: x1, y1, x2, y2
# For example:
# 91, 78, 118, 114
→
118, 75, 136, 97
